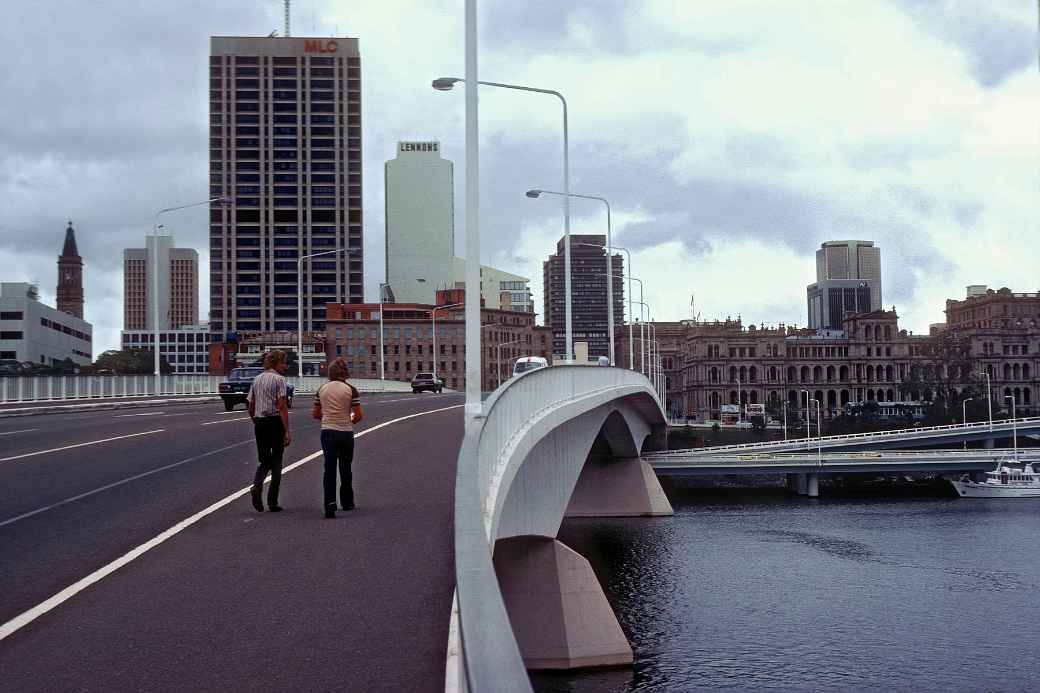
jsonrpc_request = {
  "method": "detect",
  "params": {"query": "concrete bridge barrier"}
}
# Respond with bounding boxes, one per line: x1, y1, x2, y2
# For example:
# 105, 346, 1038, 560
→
448, 366, 668, 692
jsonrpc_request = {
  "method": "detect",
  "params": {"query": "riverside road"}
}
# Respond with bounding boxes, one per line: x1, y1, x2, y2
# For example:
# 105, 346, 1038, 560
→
0, 392, 465, 692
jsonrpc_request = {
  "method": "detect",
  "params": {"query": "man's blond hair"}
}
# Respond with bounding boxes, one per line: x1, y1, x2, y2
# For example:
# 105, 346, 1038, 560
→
328, 358, 349, 382
263, 349, 286, 369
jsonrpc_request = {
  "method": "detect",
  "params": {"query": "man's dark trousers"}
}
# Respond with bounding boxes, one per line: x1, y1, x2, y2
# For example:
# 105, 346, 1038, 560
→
320, 429, 355, 510
253, 416, 285, 505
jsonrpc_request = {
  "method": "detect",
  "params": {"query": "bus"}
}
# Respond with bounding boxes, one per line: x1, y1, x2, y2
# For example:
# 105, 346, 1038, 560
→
842, 400, 926, 423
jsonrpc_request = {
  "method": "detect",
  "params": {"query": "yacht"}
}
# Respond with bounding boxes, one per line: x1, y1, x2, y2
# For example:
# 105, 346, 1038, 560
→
949, 459, 1040, 498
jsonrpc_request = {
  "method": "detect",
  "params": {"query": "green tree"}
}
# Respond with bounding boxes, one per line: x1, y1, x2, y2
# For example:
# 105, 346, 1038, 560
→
85, 349, 172, 375
899, 331, 979, 425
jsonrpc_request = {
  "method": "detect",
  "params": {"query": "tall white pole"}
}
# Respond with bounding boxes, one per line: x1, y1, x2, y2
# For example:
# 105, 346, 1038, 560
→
152, 222, 160, 392
802, 389, 811, 449
604, 200, 613, 365
297, 256, 303, 375
1006, 395, 1018, 458
432, 308, 437, 380
464, 1, 481, 416
379, 283, 386, 381
562, 100, 572, 363
983, 371, 992, 431
962, 397, 973, 450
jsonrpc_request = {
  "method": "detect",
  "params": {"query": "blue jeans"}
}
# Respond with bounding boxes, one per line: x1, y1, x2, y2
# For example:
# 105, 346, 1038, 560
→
320, 429, 355, 509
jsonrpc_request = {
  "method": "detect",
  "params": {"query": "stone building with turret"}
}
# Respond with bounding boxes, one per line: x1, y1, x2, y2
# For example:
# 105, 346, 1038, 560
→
57, 221, 84, 319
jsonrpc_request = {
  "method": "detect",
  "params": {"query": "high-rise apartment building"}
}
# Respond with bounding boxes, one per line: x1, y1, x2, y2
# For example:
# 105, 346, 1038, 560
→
123, 235, 199, 330
385, 141, 454, 304
542, 234, 624, 358
208, 36, 363, 337
807, 240, 882, 329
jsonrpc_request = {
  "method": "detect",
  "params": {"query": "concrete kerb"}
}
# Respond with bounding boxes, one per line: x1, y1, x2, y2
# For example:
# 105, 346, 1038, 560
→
0, 396, 221, 418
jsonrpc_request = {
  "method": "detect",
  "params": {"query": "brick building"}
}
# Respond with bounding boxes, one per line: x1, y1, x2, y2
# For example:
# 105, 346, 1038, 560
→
324, 291, 552, 391
944, 285, 1040, 331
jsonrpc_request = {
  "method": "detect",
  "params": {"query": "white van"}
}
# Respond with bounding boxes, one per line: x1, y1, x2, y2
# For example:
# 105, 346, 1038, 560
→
512, 356, 549, 377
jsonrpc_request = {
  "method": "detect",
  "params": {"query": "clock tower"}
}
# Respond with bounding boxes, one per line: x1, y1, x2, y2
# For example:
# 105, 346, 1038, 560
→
57, 220, 84, 319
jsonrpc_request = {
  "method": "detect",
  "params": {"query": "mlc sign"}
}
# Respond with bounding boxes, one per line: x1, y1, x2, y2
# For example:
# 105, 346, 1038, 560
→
304, 40, 338, 53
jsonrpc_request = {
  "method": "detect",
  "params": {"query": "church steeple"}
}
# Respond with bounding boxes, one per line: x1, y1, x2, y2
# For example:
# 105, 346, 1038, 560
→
57, 220, 84, 319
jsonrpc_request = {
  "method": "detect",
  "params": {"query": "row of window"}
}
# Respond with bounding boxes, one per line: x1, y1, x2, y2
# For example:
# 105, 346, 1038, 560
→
39, 318, 91, 343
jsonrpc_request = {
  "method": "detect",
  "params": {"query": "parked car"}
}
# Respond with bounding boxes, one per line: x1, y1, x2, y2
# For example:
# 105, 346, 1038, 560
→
411, 372, 443, 394
219, 367, 294, 411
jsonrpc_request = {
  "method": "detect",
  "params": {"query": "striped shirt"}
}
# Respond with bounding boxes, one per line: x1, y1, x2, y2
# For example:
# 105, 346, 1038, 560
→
247, 370, 287, 417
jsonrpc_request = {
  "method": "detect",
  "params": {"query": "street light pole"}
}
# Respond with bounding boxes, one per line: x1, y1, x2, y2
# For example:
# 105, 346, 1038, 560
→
977, 370, 993, 431
496, 338, 524, 388
378, 283, 389, 381
527, 192, 615, 365
962, 397, 974, 450
153, 196, 230, 391
431, 302, 464, 381
434, 78, 572, 362
801, 389, 811, 449
298, 247, 359, 376
1005, 395, 1018, 459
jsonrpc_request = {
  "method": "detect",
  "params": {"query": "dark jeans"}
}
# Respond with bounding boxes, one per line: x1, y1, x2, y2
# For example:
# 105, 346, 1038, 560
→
253, 416, 285, 505
320, 429, 355, 509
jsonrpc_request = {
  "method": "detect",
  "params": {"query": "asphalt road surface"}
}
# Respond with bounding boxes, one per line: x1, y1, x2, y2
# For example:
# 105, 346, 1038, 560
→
0, 391, 465, 692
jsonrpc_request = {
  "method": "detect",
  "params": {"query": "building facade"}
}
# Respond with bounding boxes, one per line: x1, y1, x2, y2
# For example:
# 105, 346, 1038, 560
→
208, 36, 363, 336
385, 140, 454, 304
543, 234, 624, 359
121, 324, 215, 375
807, 240, 882, 329
945, 285, 1040, 331
324, 292, 548, 391
56, 222, 84, 319
123, 236, 199, 330
0, 283, 93, 366
452, 259, 533, 313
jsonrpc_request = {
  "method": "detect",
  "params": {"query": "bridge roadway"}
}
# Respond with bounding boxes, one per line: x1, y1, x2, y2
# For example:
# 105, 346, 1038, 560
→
663, 416, 1040, 456
0, 391, 465, 692
647, 448, 1039, 475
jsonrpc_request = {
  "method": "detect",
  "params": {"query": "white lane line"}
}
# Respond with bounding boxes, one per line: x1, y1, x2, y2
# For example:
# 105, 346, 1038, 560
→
201, 417, 251, 426
0, 430, 165, 464
0, 428, 38, 436
0, 403, 463, 641
114, 412, 166, 418
0, 438, 255, 530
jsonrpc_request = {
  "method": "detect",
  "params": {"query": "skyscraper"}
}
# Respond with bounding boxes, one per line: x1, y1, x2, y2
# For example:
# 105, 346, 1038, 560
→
56, 221, 83, 319
543, 234, 624, 358
123, 235, 198, 330
208, 36, 363, 337
385, 141, 454, 304
807, 240, 882, 329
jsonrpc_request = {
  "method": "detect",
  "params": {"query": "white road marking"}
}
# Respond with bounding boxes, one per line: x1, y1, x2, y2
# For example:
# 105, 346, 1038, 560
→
0, 403, 463, 641
0, 428, 38, 436
0, 430, 166, 464
114, 412, 166, 418
201, 417, 251, 425
0, 439, 255, 530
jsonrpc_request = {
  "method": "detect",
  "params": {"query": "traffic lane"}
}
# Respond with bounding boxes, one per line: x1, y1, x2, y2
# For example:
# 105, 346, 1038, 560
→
0, 393, 456, 513
0, 395, 464, 627
0, 401, 464, 692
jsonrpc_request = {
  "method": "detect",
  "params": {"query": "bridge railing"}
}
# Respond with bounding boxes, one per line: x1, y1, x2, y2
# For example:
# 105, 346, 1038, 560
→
647, 448, 1038, 465
653, 416, 1040, 457
0, 375, 412, 403
451, 366, 662, 693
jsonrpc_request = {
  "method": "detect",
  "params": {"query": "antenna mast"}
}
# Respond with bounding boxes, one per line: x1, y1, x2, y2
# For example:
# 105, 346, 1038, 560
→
284, 0, 291, 37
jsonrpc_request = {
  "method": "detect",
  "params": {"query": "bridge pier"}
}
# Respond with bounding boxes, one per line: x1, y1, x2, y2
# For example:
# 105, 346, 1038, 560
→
565, 456, 673, 517
806, 473, 819, 498
790, 473, 808, 495
493, 536, 633, 671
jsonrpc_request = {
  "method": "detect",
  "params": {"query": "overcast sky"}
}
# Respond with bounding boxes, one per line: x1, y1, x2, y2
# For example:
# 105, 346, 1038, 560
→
1, 1, 1036, 355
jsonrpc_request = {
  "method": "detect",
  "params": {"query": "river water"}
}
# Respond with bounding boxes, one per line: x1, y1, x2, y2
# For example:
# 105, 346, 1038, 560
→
531, 481, 1040, 692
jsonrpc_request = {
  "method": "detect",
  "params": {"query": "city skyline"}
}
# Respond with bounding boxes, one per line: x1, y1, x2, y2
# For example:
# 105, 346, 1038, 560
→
0, 2, 1035, 356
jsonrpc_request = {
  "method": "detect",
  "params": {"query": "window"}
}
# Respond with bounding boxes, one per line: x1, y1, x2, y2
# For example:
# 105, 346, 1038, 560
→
0, 311, 23, 320
0, 331, 23, 340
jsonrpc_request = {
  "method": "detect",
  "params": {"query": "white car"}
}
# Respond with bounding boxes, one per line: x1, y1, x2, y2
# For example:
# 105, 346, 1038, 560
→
512, 356, 549, 376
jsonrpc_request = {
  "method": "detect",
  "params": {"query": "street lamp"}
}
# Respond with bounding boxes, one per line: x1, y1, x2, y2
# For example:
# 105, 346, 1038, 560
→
976, 370, 993, 431
634, 300, 651, 377
527, 191, 614, 366
1004, 395, 1019, 460
782, 399, 788, 440
153, 196, 230, 389
962, 396, 974, 450
496, 338, 525, 388
431, 302, 465, 381
297, 247, 359, 376
801, 389, 812, 449
378, 283, 389, 381
435, 77, 573, 362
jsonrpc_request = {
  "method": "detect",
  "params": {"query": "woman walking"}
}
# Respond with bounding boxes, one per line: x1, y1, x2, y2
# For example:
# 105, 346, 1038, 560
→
313, 358, 363, 519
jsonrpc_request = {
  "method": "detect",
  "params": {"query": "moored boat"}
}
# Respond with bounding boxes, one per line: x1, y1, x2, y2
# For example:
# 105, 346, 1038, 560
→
949, 459, 1040, 498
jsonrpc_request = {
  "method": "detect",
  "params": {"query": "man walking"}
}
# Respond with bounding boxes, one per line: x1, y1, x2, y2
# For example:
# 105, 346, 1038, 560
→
247, 349, 292, 512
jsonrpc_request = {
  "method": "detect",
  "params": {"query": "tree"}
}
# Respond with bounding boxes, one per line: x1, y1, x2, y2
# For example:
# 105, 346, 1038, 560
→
899, 331, 980, 425
84, 349, 172, 375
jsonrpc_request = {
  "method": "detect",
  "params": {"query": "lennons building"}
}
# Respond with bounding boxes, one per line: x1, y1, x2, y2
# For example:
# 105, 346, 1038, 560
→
208, 36, 363, 337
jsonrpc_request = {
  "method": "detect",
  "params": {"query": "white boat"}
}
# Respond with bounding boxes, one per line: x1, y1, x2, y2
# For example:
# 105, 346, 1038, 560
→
949, 459, 1040, 498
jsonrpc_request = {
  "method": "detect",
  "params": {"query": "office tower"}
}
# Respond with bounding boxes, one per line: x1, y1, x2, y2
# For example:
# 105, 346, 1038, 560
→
56, 222, 83, 319
542, 234, 624, 358
123, 236, 199, 330
208, 36, 363, 336
385, 141, 454, 304
450, 258, 534, 313
807, 240, 882, 329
